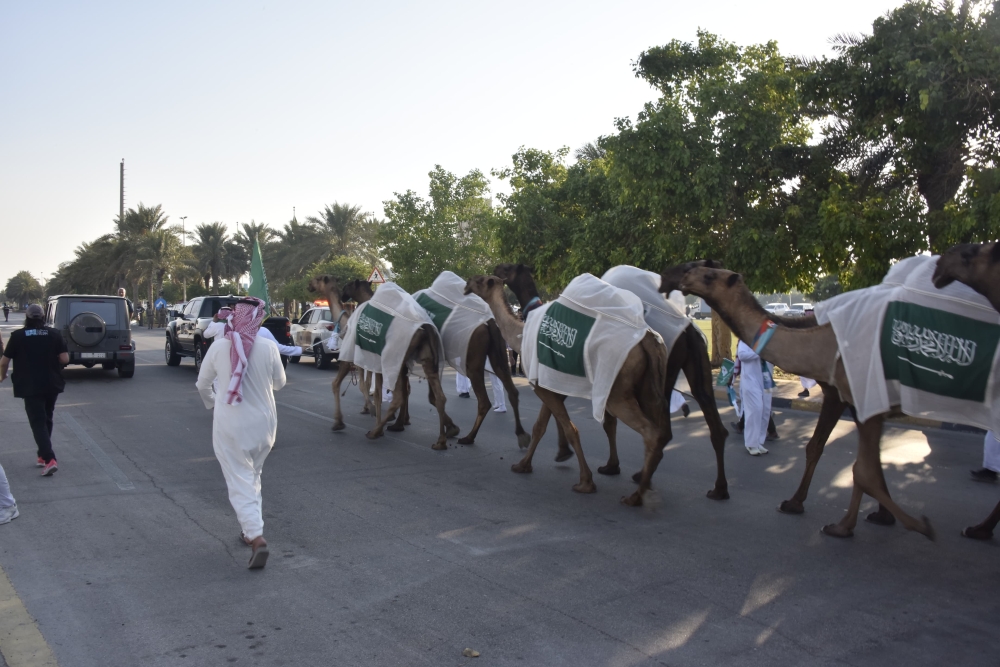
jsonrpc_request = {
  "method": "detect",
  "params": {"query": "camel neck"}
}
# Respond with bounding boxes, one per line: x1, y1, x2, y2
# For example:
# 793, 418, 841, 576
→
966, 279, 1000, 313
507, 277, 540, 309
482, 289, 525, 354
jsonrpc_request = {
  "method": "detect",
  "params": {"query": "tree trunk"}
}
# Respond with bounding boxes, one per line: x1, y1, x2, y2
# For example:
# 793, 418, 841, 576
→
148, 271, 154, 329
711, 309, 732, 368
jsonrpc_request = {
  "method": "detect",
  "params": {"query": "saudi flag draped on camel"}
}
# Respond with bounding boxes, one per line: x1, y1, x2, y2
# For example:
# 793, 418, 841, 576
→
412, 271, 493, 376
815, 255, 1000, 431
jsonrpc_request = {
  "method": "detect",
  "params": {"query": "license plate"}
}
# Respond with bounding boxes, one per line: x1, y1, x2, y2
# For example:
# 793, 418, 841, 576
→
80, 352, 106, 359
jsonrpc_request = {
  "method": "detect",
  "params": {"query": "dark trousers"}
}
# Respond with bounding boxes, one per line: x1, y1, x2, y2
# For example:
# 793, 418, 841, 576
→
23, 393, 58, 463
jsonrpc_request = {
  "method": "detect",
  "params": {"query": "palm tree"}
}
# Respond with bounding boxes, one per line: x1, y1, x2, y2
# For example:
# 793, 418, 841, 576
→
137, 229, 187, 317
191, 222, 230, 292
4, 271, 44, 307
108, 203, 171, 298
306, 203, 379, 265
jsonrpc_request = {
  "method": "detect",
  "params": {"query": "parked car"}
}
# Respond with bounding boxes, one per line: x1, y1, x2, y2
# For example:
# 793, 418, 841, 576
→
44, 294, 135, 378
691, 299, 712, 319
792, 302, 814, 312
289, 306, 337, 369
763, 303, 790, 315
164, 295, 243, 370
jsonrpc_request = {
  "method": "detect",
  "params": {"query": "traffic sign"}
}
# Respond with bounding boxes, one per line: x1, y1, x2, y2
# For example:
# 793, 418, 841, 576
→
367, 266, 386, 284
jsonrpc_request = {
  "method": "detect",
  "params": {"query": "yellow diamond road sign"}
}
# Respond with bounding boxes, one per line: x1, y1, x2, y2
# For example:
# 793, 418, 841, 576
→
367, 266, 386, 284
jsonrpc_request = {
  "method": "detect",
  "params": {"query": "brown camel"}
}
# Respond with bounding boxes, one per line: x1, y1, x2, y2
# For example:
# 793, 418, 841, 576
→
934, 242, 1000, 540
307, 275, 374, 415
466, 274, 711, 506
336, 279, 460, 450
665, 261, 934, 539
493, 263, 730, 500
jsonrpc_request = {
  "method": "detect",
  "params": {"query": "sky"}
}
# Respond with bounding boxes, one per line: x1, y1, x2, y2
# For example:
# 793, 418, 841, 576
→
0, 0, 907, 289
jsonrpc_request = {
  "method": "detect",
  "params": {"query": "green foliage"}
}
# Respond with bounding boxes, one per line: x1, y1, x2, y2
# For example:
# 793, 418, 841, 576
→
808, 274, 843, 302
276, 256, 370, 304
380, 166, 500, 292
5, 271, 44, 305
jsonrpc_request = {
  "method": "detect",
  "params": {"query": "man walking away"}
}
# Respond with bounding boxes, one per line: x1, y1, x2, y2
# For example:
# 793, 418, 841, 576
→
0, 331, 20, 524
2, 303, 9, 322
0, 304, 68, 476
196, 298, 285, 569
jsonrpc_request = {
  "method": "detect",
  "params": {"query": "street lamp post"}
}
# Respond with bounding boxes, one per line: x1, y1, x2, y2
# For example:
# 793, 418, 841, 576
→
180, 216, 188, 301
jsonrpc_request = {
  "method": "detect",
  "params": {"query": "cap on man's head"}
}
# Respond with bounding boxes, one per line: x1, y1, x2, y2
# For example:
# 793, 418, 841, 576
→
25, 304, 44, 319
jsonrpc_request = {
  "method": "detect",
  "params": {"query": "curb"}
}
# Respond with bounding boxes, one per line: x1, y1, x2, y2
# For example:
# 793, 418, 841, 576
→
711, 386, 985, 435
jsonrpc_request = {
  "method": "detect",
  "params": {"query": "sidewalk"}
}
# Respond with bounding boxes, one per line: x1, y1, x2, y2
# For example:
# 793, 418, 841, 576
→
711, 375, 986, 434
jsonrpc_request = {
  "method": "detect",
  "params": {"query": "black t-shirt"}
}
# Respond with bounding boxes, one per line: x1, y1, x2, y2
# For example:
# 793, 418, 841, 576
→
2, 326, 68, 397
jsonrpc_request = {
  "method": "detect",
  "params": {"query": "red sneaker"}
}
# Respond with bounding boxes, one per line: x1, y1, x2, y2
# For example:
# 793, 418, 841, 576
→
41, 459, 58, 477
36, 457, 45, 468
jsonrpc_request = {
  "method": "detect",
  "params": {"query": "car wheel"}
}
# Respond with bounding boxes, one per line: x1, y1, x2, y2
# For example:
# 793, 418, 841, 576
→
165, 337, 182, 366
118, 360, 135, 378
288, 354, 300, 364
313, 343, 332, 369
194, 343, 204, 370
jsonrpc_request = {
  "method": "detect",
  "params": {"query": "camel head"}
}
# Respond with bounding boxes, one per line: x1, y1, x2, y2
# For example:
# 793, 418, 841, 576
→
307, 274, 340, 297
658, 260, 725, 295
493, 263, 532, 283
464, 274, 504, 299
341, 279, 374, 304
669, 263, 742, 302
933, 242, 1000, 289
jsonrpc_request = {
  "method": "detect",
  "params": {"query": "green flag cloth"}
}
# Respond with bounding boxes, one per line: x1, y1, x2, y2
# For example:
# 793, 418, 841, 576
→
248, 238, 270, 311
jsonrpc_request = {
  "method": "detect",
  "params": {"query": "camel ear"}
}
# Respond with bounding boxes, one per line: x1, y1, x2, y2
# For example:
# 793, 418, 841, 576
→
487, 277, 496, 289
727, 273, 740, 287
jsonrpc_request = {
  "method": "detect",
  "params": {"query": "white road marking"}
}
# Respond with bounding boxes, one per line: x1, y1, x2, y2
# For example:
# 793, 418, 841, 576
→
60, 413, 135, 491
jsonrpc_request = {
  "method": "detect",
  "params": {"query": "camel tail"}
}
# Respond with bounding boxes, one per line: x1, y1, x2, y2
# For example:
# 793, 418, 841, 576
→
420, 323, 442, 374
640, 331, 668, 414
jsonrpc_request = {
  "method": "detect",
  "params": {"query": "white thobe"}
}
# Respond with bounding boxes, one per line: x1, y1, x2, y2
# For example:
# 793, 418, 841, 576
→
0, 463, 14, 509
196, 337, 286, 540
488, 371, 506, 411
456, 372, 472, 395
984, 431, 1000, 473
669, 390, 687, 414
205, 321, 302, 357
737, 341, 772, 449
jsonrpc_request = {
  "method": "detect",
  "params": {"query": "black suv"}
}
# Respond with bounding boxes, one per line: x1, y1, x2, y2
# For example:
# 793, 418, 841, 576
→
45, 294, 135, 378
165, 295, 293, 369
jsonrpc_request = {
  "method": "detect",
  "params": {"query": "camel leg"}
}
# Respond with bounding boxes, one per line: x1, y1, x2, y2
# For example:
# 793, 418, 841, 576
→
536, 386, 595, 493
423, 370, 453, 450
613, 394, 671, 507
359, 369, 373, 414
331, 362, 352, 431
678, 325, 729, 500
779, 384, 844, 514
962, 499, 1000, 540
822, 415, 934, 540
458, 331, 491, 444
511, 401, 553, 474
485, 324, 530, 449
554, 421, 574, 462
597, 414, 620, 475
387, 373, 410, 432
367, 373, 406, 440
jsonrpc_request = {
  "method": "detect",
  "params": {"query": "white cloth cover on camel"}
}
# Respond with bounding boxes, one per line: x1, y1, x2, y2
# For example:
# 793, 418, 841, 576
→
412, 271, 494, 376
601, 265, 690, 352
521, 273, 659, 422
338, 282, 444, 392
814, 255, 1000, 430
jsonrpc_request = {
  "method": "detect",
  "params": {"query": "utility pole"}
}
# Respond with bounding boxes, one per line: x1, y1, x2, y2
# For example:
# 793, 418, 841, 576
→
120, 159, 125, 223
180, 216, 188, 301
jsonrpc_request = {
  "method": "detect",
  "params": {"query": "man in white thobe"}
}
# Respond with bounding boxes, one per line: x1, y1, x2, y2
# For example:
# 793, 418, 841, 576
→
971, 430, 1000, 482
736, 340, 772, 456
196, 301, 286, 569
488, 372, 506, 413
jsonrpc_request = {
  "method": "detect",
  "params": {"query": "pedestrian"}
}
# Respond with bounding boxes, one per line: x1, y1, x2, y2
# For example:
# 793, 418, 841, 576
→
0, 331, 20, 524
195, 297, 286, 569
735, 339, 773, 456
117, 288, 135, 322
798, 375, 817, 398
488, 371, 506, 413
456, 372, 471, 398
970, 430, 1000, 482
2, 303, 9, 322
731, 410, 779, 440
0, 304, 68, 476
670, 389, 691, 418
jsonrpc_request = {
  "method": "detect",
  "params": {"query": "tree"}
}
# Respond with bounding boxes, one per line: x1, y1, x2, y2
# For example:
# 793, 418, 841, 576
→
306, 203, 379, 266
380, 166, 500, 292
191, 223, 231, 292
5, 271, 44, 306
137, 228, 188, 313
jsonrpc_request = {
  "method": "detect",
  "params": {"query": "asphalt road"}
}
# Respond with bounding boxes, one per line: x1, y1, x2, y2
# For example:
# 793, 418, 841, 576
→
0, 319, 998, 667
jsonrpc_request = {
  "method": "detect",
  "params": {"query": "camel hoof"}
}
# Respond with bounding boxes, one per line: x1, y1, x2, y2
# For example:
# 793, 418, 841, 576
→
366, 430, 382, 440
573, 481, 596, 494
707, 488, 729, 501
631, 471, 642, 483
554, 450, 574, 463
386, 423, 405, 432
432, 441, 447, 451
597, 464, 621, 476
516, 432, 530, 449
360, 407, 370, 415
445, 424, 461, 438
510, 462, 532, 474
620, 492, 643, 507
961, 525, 994, 540
821, 524, 854, 538
778, 500, 805, 515
865, 508, 896, 526
921, 515, 936, 542
457, 436, 474, 445
332, 422, 346, 432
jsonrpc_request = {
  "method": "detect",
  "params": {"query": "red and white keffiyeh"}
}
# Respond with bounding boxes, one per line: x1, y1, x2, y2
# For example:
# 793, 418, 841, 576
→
222, 298, 267, 405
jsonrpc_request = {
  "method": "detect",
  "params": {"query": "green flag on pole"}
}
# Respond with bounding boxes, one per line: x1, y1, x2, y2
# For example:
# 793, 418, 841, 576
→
248, 238, 270, 311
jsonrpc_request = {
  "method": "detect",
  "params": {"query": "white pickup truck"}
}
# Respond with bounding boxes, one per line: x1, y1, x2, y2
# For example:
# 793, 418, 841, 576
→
289, 306, 338, 369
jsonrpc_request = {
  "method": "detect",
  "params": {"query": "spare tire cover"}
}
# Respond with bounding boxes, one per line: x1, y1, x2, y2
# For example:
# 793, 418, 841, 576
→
69, 312, 106, 347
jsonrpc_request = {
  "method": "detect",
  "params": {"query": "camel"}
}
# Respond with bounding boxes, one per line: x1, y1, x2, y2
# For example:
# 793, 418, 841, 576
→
336, 279, 460, 450
933, 242, 1000, 540
664, 261, 935, 539
466, 274, 719, 506
493, 263, 730, 500
307, 275, 374, 415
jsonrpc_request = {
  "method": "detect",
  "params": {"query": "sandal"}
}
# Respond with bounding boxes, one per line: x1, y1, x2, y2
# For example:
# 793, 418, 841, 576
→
248, 541, 269, 569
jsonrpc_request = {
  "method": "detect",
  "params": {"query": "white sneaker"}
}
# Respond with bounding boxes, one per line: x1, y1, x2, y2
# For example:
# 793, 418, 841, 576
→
494, 407, 507, 413
0, 505, 18, 525
757, 445, 769, 454
746, 447, 761, 456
